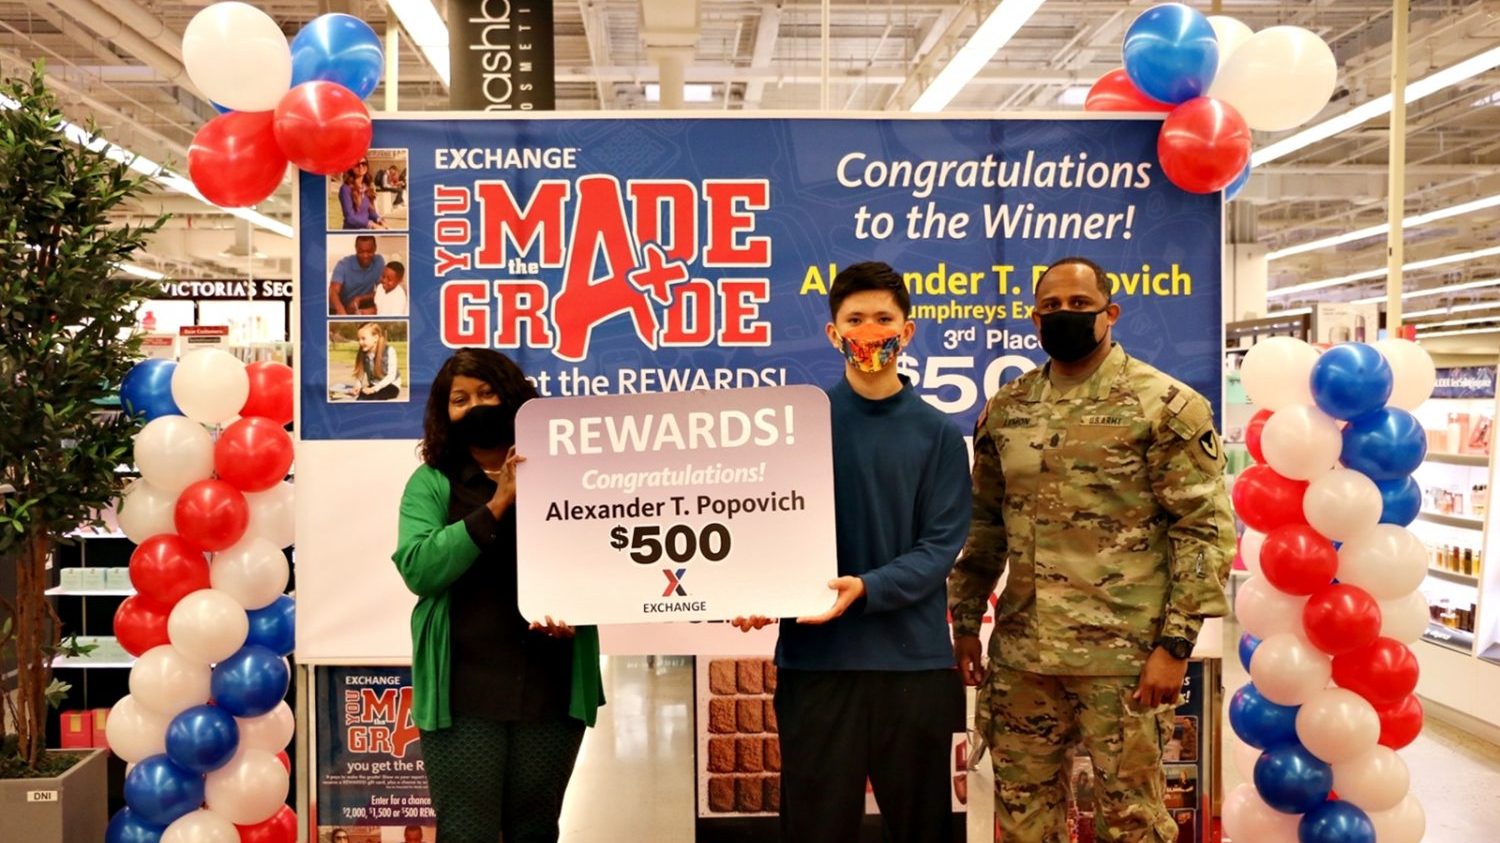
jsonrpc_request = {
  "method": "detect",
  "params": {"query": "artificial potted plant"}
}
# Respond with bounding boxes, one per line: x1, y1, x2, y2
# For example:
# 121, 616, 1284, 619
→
0, 62, 167, 841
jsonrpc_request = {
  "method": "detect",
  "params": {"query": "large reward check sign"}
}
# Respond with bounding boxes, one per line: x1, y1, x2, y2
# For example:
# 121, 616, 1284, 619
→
513, 385, 836, 624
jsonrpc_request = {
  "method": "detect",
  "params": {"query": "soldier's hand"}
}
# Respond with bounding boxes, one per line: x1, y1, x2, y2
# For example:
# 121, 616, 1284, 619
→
732, 615, 773, 632
1134, 647, 1190, 708
796, 576, 866, 625
954, 636, 986, 686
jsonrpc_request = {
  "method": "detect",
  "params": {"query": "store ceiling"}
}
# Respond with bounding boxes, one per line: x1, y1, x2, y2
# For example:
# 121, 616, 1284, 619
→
4, 0, 1500, 339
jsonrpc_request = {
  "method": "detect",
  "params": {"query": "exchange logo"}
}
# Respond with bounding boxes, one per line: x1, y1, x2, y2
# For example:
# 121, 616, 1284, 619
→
662, 568, 688, 597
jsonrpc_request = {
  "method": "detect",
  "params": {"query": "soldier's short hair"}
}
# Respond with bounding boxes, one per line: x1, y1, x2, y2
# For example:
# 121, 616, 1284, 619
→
829, 261, 912, 319
1037, 257, 1112, 302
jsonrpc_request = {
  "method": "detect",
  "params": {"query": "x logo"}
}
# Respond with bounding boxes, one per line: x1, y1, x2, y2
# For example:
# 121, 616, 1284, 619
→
662, 568, 688, 597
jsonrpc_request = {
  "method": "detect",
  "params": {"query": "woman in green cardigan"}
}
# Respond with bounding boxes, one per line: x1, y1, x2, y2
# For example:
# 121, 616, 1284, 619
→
393, 349, 603, 843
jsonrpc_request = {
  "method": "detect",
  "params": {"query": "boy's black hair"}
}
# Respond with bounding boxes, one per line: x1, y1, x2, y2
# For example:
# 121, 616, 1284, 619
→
828, 261, 911, 320
1036, 256, 1112, 302
387, 260, 406, 280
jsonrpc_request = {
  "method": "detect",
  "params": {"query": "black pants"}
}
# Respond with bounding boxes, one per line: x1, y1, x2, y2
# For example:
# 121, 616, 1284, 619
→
419, 714, 586, 843
356, 383, 400, 401
775, 669, 965, 843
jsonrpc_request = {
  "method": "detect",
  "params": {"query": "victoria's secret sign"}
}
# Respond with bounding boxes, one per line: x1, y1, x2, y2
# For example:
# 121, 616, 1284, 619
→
448, 0, 555, 111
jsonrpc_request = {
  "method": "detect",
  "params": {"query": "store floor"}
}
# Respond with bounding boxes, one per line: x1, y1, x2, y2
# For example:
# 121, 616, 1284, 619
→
556, 643, 1500, 841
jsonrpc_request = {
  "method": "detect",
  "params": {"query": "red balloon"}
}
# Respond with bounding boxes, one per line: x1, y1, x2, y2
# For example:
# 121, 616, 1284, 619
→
236, 804, 297, 843
215, 417, 295, 493
1084, 68, 1173, 113
1230, 464, 1309, 534
174, 479, 250, 553
274, 750, 291, 773
113, 594, 172, 657
242, 362, 294, 427
128, 534, 211, 609
1332, 637, 1420, 707
1246, 408, 1273, 464
1376, 694, 1424, 750
1259, 525, 1338, 595
1158, 97, 1252, 194
188, 111, 288, 208
1302, 584, 1383, 656
273, 81, 372, 175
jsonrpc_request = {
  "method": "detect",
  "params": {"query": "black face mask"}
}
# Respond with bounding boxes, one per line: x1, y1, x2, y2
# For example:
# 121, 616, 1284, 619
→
1038, 307, 1108, 363
451, 402, 514, 450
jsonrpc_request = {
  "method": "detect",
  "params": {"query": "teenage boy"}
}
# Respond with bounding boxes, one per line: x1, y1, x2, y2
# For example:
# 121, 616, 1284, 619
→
735, 261, 972, 842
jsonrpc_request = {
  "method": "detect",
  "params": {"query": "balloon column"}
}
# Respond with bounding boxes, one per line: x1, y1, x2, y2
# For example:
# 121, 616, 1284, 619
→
1226, 337, 1435, 843
1084, 3, 1339, 197
110, 349, 299, 843
184, 3, 383, 207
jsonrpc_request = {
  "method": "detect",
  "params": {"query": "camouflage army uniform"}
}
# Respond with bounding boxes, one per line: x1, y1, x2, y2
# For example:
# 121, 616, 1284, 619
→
949, 344, 1233, 843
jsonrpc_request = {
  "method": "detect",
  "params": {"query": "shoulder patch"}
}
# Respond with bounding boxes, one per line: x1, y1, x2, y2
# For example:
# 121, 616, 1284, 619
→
1198, 429, 1220, 461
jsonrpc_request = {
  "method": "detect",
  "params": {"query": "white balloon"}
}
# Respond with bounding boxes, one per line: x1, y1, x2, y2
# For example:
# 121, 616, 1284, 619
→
204, 749, 290, 825
104, 694, 170, 763
237, 702, 295, 753
118, 479, 179, 543
1207, 16, 1254, 72
1337, 525, 1427, 600
1303, 469, 1383, 542
1235, 576, 1309, 640
1295, 688, 1380, 764
172, 349, 250, 426
1261, 405, 1342, 481
1230, 736, 1262, 785
1210, 26, 1338, 132
1222, 783, 1300, 843
1333, 746, 1410, 812
181, 2, 291, 112
134, 416, 214, 495
244, 481, 296, 549
1240, 337, 1319, 411
129, 645, 212, 718
1250, 633, 1332, 706
1366, 794, 1426, 843
211, 536, 290, 610
162, 809, 240, 843
1239, 529, 1266, 577
1374, 338, 1437, 410
168, 589, 250, 665
1379, 590, 1431, 644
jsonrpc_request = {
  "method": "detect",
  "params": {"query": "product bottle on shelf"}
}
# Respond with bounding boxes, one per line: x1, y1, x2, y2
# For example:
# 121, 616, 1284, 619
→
1465, 549, 1475, 576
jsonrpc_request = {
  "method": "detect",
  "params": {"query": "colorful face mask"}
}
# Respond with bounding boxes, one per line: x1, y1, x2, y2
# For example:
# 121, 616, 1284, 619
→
837, 323, 903, 373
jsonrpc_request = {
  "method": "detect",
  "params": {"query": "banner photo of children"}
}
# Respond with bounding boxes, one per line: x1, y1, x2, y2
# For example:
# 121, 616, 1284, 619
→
327, 147, 408, 232
325, 233, 408, 317
327, 320, 409, 403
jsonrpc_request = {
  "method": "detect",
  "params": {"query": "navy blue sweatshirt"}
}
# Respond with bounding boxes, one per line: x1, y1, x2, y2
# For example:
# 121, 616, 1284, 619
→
775, 376, 973, 671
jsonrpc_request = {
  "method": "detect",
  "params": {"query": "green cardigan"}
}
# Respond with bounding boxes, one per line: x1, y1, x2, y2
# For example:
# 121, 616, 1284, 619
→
392, 463, 604, 731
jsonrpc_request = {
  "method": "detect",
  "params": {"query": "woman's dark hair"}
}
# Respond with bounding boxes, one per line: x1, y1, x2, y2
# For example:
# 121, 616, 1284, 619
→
420, 349, 538, 469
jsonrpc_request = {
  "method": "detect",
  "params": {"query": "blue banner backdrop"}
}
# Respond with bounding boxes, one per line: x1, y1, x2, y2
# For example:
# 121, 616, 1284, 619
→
299, 116, 1222, 440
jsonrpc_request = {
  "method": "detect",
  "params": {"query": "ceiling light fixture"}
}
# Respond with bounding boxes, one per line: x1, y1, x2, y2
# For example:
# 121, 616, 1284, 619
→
1268, 192, 1500, 261
1253, 44, 1500, 166
1416, 324, 1500, 339
1269, 244, 1500, 298
1351, 277, 1500, 305
911, 0, 1049, 112
387, 0, 451, 87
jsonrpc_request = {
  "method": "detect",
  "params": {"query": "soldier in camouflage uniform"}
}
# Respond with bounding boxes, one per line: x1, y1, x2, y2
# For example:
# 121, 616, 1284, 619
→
949, 257, 1233, 842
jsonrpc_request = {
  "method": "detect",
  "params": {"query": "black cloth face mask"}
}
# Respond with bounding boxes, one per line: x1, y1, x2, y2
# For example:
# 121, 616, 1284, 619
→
1038, 307, 1108, 364
451, 402, 514, 450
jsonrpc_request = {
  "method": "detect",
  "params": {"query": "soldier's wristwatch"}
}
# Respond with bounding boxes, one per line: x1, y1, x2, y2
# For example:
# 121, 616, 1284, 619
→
1155, 636, 1194, 660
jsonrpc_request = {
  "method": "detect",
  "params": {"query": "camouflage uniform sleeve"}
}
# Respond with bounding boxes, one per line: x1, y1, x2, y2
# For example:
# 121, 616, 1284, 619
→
948, 401, 1008, 639
1146, 391, 1234, 644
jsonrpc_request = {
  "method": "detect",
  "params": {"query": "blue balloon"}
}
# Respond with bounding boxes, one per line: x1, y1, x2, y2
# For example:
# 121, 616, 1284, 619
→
123, 755, 205, 827
1341, 408, 1427, 481
166, 704, 240, 774
1122, 3, 1219, 104
1238, 632, 1262, 672
211, 101, 232, 114
1311, 344, 1394, 420
119, 359, 181, 421
1229, 683, 1299, 750
1255, 744, 1333, 815
1299, 800, 1376, 843
291, 13, 384, 99
212, 644, 291, 717
1226, 163, 1252, 201
246, 595, 296, 656
107, 808, 165, 843
1377, 476, 1422, 526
